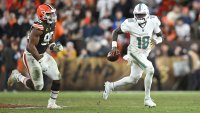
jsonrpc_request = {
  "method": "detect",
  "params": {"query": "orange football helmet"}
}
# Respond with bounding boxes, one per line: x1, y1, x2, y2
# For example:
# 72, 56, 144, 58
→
36, 4, 57, 24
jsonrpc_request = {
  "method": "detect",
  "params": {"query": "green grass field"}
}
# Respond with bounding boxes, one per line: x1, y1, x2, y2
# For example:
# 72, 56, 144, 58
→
0, 91, 200, 113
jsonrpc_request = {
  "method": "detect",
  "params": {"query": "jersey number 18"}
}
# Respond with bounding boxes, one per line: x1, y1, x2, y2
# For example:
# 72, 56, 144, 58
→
137, 36, 150, 49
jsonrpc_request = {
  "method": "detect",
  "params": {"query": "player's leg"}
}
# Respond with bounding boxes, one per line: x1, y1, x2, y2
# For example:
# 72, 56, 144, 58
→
143, 61, 156, 107
112, 63, 143, 88
43, 53, 62, 109
23, 52, 44, 90
129, 53, 156, 107
103, 63, 143, 100
8, 69, 35, 90
8, 51, 44, 90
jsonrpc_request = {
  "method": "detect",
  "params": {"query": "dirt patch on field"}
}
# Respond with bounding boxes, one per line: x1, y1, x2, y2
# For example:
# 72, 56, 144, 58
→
0, 103, 34, 108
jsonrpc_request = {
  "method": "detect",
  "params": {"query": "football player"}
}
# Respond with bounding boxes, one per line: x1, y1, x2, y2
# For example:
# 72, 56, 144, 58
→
103, 3, 163, 107
8, 4, 63, 109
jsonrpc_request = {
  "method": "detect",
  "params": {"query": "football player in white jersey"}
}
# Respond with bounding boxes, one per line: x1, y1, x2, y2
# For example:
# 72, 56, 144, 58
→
103, 3, 163, 107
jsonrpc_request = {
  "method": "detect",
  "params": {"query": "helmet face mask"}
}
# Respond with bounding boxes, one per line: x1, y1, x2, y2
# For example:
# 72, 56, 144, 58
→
45, 12, 57, 24
135, 13, 146, 19
133, 3, 149, 24
37, 4, 57, 24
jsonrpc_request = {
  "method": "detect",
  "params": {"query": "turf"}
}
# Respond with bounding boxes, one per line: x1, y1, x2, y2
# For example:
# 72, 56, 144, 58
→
0, 91, 200, 113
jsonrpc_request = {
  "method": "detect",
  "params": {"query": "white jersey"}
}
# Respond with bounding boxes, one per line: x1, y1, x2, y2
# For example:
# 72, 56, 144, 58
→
121, 15, 161, 55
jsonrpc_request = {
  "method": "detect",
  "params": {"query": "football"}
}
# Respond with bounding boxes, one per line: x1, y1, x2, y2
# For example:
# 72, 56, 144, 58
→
107, 51, 120, 62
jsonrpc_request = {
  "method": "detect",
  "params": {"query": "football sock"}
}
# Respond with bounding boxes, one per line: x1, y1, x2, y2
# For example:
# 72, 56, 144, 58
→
49, 80, 60, 102
16, 73, 35, 90
17, 74, 26, 83
144, 72, 153, 99
49, 90, 59, 101
25, 79, 35, 90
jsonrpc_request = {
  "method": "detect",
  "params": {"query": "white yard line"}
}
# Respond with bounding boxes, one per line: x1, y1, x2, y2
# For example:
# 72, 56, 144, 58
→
9, 105, 70, 109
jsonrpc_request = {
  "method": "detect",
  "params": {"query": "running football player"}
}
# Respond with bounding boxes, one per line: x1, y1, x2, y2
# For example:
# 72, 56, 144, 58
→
103, 3, 163, 107
8, 4, 63, 109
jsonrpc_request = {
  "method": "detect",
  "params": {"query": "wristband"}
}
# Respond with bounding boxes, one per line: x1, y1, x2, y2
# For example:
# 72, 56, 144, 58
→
112, 41, 117, 47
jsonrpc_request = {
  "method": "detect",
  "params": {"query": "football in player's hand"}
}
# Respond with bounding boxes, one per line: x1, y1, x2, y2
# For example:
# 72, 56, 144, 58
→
107, 48, 120, 62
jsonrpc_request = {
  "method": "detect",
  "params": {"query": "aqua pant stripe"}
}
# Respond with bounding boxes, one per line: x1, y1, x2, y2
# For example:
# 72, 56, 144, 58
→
130, 53, 147, 69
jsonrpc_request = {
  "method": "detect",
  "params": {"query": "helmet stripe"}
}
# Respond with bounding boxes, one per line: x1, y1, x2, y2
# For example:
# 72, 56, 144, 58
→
44, 3, 54, 10
138, 3, 142, 11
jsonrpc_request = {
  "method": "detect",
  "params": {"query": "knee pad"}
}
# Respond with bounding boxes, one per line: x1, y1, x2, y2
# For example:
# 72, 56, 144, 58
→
34, 82, 44, 91
146, 66, 154, 75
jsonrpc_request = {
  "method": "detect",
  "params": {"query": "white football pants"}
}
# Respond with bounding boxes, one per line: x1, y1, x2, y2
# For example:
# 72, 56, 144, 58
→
113, 48, 154, 99
22, 49, 61, 90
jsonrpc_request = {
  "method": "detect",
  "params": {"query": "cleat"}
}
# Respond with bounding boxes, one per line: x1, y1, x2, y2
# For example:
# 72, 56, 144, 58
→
47, 103, 62, 109
8, 70, 20, 87
47, 99, 62, 109
103, 81, 112, 100
144, 98, 156, 108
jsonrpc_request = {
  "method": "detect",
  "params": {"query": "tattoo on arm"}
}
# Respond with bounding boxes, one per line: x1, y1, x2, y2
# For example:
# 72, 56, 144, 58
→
112, 27, 124, 41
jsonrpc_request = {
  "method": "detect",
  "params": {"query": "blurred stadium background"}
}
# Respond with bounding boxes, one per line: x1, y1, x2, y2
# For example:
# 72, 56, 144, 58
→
0, 0, 200, 111
0, 0, 200, 91
0, 0, 200, 113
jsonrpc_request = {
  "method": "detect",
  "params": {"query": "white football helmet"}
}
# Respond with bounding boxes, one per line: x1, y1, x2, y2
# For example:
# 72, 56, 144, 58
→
133, 3, 149, 24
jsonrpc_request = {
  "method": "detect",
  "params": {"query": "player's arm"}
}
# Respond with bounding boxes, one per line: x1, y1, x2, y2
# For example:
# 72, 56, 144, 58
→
151, 30, 163, 46
150, 31, 163, 48
112, 27, 124, 41
112, 19, 130, 48
27, 28, 43, 61
155, 31, 163, 44
109, 27, 124, 56
108, 19, 130, 57
151, 16, 163, 46
48, 35, 63, 52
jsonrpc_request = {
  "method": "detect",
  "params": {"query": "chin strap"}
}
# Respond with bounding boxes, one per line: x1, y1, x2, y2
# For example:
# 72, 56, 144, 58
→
138, 20, 147, 28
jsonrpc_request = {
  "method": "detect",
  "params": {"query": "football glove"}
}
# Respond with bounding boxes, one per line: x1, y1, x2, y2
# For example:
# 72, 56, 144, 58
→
49, 43, 63, 52
53, 43, 63, 52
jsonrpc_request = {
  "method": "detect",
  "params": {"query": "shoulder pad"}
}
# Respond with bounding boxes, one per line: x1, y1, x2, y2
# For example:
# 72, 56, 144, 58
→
149, 15, 156, 19
34, 16, 43, 23
32, 23, 44, 31
128, 18, 135, 22
149, 15, 161, 26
